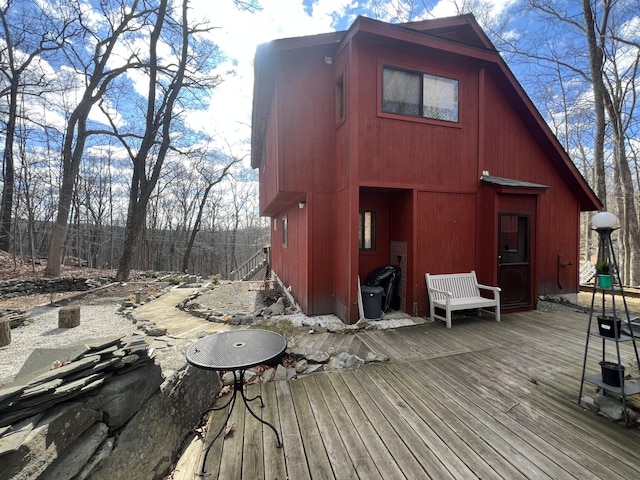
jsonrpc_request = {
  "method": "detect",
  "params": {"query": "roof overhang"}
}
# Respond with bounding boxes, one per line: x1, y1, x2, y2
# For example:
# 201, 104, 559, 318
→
480, 175, 549, 194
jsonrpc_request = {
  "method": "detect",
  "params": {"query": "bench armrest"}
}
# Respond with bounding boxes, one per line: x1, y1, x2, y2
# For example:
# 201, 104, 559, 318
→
428, 286, 453, 297
476, 284, 501, 293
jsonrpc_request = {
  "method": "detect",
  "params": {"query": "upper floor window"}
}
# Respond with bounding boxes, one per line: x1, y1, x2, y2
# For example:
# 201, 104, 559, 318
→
382, 66, 459, 123
336, 75, 345, 122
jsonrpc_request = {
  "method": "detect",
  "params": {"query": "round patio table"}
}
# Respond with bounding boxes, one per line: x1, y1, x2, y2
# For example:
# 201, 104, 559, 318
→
186, 329, 287, 475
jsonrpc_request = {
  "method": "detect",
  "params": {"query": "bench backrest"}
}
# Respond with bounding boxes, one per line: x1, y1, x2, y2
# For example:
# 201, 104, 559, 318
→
426, 271, 481, 300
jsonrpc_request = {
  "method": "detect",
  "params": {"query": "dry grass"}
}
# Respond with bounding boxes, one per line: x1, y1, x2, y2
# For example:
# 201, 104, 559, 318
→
577, 290, 640, 317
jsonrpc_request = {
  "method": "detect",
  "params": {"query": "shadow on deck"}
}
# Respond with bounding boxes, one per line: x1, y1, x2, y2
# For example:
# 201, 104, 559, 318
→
172, 309, 640, 479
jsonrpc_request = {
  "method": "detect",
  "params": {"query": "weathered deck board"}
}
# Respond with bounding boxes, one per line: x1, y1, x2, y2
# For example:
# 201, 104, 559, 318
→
274, 380, 311, 480
241, 385, 264, 480
194, 309, 640, 479
288, 378, 335, 479
311, 374, 383, 480
259, 382, 286, 479
217, 392, 246, 479
302, 376, 361, 479
323, 373, 409, 479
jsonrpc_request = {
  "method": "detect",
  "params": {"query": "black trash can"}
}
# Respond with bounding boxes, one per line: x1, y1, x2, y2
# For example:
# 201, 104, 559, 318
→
361, 285, 384, 319
365, 265, 401, 313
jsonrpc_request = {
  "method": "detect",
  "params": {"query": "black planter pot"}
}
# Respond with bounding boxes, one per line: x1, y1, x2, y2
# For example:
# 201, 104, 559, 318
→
600, 361, 625, 387
598, 315, 622, 338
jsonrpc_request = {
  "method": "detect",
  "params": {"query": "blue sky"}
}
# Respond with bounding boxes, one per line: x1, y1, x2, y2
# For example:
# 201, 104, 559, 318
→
190, 0, 518, 162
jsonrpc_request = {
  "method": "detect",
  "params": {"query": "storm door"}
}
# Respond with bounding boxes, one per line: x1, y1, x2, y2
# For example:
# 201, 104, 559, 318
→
498, 213, 531, 308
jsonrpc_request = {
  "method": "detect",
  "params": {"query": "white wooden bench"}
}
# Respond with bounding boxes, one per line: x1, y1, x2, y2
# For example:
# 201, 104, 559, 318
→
425, 271, 501, 328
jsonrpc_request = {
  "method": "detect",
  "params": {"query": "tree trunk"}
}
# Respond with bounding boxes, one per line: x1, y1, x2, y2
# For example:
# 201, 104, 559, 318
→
0, 82, 17, 252
116, 0, 191, 282
582, 0, 608, 206
182, 184, 213, 273
44, 114, 85, 277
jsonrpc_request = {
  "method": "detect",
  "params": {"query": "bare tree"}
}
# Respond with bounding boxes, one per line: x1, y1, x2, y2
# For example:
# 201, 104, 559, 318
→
182, 154, 238, 272
44, 0, 152, 276
0, 0, 77, 252
580, 0, 609, 205
112, 0, 223, 281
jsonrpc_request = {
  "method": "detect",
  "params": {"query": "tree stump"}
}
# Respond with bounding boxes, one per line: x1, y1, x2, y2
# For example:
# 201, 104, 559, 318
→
58, 306, 81, 328
0, 319, 10, 347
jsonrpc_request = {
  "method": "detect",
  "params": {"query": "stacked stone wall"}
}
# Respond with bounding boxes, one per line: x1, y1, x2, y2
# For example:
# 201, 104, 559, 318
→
0, 335, 219, 480
0, 277, 112, 300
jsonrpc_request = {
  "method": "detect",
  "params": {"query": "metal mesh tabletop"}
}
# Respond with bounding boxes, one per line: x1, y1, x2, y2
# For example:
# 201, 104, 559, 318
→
185, 330, 287, 371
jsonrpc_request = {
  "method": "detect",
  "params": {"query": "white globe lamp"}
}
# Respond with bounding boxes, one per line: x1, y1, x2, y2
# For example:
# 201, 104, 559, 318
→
592, 211, 618, 230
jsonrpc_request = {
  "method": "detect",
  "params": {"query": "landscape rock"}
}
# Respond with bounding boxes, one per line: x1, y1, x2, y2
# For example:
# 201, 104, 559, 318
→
355, 319, 371, 329
273, 364, 287, 381
365, 352, 390, 363
87, 363, 220, 480
295, 359, 308, 373
269, 297, 286, 316
140, 324, 167, 337
39, 422, 108, 480
222, 371, 235, 386
0, 277, 113, 301
244, 370, 259, 383
289, 346, 329, 363
261, 368, 275, 383
0, 402, 102, 480
89, 361, 163, 429
72, 437, 114, 480
327, 352, 364, 371
303, 364, 324, 374
597, 395, 625, 421
327, 322, 346, 334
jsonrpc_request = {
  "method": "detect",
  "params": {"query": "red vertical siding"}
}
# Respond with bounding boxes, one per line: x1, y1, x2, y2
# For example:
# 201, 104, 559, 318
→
355, 42, 479, 189
272, 203, 309, 312
482, 76, 581, 296
259, 96, 280, 214
278, 48, 336, 195
309, 192, 336, 314
414, 191, 477, 316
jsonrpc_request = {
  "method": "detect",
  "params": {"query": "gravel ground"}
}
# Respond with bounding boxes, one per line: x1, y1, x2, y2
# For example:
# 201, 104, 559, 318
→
0, 303, 137, 385
196, 281, 266, 314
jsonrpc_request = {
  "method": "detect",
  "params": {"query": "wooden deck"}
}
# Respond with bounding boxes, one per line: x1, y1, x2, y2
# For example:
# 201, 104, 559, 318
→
172, 309, 640, 479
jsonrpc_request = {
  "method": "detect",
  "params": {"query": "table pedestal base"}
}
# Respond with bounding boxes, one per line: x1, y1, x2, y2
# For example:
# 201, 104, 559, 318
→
198, 370, 282, 476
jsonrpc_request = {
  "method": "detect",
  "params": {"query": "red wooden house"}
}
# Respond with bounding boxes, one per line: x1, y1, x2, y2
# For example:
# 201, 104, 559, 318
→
251, 14, 601, 324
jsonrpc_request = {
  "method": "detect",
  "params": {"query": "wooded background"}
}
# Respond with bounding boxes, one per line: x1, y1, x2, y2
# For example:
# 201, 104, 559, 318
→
1, 1, 639, 283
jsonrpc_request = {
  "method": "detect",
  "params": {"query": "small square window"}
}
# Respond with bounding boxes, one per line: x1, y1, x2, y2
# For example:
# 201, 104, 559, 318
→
336, 76, 345, 121
282, 217, 288, 245
359, 211, 376, 250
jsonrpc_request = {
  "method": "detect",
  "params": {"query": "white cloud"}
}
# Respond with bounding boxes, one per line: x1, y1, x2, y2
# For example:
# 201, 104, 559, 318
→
188, 1, 341, 160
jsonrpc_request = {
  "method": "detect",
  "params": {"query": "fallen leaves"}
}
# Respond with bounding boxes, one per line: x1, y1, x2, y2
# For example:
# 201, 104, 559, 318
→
216, 385, 233, 398
51, 360, 70, 370
224, 422, 236, 438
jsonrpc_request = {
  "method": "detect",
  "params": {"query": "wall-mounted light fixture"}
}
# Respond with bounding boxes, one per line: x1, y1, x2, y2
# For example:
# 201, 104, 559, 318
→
299, 201, 306, 209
